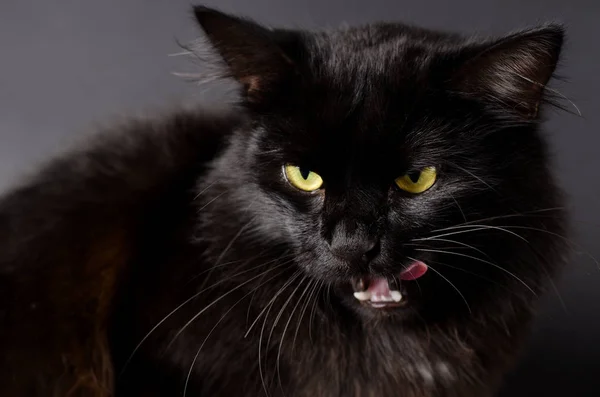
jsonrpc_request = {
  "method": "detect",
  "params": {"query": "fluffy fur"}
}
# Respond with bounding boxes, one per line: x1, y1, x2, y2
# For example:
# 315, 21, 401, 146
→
0, 6, 569, 397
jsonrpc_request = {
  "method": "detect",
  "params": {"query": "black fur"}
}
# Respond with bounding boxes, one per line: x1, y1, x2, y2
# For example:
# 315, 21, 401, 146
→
0, 6, 569, 397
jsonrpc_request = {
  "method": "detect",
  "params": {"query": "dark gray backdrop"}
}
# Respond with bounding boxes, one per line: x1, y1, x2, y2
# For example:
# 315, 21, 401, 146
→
1, 1, 598, 396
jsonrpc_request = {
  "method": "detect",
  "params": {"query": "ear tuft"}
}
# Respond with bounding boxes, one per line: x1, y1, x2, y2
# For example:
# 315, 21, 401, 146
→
451, 24, 565, 119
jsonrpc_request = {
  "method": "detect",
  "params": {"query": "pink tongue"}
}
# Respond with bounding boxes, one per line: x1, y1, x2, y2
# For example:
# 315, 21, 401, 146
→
364, 261, 428, 294
366, 277, 392, 295
399, 261, 428, 281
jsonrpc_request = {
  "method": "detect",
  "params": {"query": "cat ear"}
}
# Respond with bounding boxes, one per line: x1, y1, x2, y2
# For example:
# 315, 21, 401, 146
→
193, 6, 296, 102
450, 25, 564, 119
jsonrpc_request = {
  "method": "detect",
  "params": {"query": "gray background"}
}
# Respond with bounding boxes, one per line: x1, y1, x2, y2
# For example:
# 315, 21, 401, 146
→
1, 1, 598, 395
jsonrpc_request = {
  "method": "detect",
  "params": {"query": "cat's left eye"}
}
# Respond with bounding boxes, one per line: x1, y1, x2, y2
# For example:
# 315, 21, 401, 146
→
395, 166, 437, 194
284, 164, 324, 192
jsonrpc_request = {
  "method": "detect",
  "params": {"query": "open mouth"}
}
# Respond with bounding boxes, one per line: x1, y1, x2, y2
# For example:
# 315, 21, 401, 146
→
351, 260, 428, 309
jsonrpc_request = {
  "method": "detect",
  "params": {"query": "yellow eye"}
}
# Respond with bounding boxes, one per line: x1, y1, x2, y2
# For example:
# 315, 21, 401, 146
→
284, 164, 323, 192
395, 166, 437, 194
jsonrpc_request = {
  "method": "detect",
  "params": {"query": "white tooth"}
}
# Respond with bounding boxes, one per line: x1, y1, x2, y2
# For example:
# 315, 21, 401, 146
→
354, 291, 371, 301
390, 290, 403, 302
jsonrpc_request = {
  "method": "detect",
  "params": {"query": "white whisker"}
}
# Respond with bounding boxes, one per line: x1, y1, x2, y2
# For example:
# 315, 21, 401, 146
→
258, 271, 302, 397
267, 275, 305, 350
505, 225, 600, 270
421, 225, 529, 243
277, 277, 312, 390
165, 260, 293, 352
119, 254, 291, 375
426, 208, 565, 233
196, 191, 226, 214
245, 272, 302, 338
450, 163, 498, 193
410, 257, 471, 314
450, 192, 467, 223
182, 266, 289, 397
245, 255, 287, 326
409, 237, 490, 258
427, 259, 507, 288
414, 248, 536, 295
308, 280, 323, 343
292, 280, 318, 353
168, 50, 193, 57
514, 72, 582, 117
193, 180, 217, 200
196, 218, 256, 292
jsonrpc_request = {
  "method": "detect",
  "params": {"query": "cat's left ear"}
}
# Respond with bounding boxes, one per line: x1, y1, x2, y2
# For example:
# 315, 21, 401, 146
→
450, 24, 564, 119
193, 6, 298, 103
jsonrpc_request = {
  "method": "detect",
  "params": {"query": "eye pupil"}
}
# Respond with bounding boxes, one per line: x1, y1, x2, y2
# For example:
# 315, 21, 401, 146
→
408, 171, 421, 183
394, 167, 437, 194
299, 167, 311, 180
284, 164, 323, 192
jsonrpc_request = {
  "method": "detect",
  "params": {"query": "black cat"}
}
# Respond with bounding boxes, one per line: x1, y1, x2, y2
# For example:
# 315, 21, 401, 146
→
0, 5, 570, 397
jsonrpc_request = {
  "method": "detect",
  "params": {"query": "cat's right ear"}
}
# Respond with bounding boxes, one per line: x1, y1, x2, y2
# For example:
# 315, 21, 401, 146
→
448, 24, 565, 120
193, 6, 297, 103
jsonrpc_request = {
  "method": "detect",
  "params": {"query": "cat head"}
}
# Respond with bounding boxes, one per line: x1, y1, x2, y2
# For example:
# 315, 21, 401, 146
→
193, 6, 567, 321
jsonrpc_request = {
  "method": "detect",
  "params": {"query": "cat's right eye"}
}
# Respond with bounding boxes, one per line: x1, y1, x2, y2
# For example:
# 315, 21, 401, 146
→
395, 166, 437, 194
283, 164, 324, 192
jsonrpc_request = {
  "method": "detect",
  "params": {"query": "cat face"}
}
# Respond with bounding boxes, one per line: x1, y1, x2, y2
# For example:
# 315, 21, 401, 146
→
196, 7, 567, 320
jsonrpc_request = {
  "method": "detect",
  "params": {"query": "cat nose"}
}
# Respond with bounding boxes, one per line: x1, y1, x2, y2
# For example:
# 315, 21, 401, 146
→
330, 236, 380, 268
